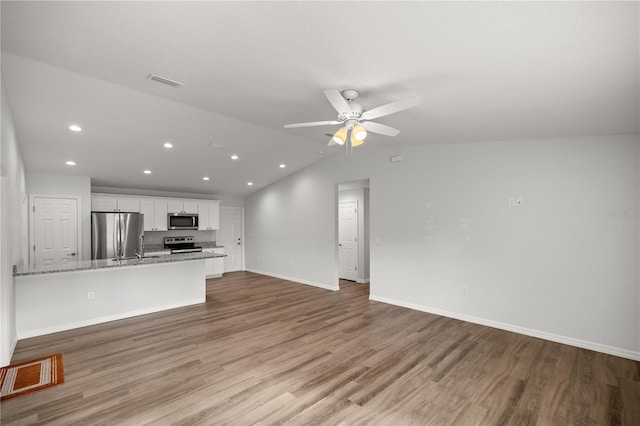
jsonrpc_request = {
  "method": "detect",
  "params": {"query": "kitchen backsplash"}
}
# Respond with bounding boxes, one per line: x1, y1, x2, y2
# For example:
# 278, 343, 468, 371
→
144, 229, 217, 245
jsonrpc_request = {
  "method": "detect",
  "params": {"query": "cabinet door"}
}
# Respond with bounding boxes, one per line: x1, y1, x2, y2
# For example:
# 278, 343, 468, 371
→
198, 202, 211, 230
208, 201, 220, 230
183, 201, 198, 214
140, 200, 155, 231
117, 198, 140, 213
167, 201, 183, 213
204, 258, 216, 277
92, 197, 117, 212
212, 248, 225, 275
203, 249, 216, 277
154, 201, 168, 231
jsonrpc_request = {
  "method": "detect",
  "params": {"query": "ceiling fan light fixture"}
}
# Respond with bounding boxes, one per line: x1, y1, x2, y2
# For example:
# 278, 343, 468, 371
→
332, 127, 347, 145
352, 124, 367, 141
351, 137, 365, 147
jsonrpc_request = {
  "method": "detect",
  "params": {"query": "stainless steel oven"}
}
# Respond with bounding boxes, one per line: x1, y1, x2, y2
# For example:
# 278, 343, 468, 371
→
164, 236, 202, 254
167, 213, 199, 230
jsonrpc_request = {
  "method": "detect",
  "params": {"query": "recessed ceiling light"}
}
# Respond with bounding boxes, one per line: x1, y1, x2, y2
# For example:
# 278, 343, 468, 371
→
163, 142, 173, 148
247, 182, 253, 186
65, 160, 76, 166
69, 125, 82, 132
144, 170, 152, 174
279, 164, 286, 168
202, 176, 210, 181
231, 154, 239, 160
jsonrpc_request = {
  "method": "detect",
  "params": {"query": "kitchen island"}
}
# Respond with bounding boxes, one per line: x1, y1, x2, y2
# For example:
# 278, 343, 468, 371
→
13, 252, 224, 338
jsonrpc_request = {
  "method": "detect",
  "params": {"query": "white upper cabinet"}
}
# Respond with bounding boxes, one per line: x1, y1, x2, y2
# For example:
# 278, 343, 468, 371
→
92, 196, 140, 213
93, 194, 217, 231
140, 199, 168, 231
167, 200, 198, 214
198, 201, 220, 230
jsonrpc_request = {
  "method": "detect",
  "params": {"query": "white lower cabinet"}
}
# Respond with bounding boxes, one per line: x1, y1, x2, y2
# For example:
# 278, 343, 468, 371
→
204, 248, 224, 278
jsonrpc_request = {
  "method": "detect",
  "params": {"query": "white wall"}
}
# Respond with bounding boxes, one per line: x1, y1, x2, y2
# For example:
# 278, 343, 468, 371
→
338, 187, 369, 282
245, 134, 640, 360
26, 172, 91, 261
0, 77, 27, 366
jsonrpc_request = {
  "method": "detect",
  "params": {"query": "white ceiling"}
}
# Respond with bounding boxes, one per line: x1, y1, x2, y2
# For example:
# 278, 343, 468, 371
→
1, 1, 638, 196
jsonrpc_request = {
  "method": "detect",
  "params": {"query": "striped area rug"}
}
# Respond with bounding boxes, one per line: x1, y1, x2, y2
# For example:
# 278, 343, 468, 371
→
0, 353, 64, 401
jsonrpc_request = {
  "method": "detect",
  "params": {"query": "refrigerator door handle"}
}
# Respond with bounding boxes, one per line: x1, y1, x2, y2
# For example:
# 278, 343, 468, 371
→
117, 213, 123, 260
113, 214, 120, 260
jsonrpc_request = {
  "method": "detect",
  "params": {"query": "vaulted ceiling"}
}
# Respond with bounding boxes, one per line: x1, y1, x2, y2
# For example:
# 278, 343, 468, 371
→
2, 1, 638, 196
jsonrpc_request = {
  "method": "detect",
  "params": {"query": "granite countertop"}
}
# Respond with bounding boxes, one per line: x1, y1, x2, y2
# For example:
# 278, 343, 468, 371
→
14, 251, 226, 277
199, 242, 225, 249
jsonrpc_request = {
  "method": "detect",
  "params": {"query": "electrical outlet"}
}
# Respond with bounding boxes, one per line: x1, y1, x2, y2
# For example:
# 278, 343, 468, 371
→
461, 286, 469, 296
87, 291, 95, 300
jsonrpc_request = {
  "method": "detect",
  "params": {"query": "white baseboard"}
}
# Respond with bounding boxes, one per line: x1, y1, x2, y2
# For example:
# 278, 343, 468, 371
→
356, 278, 370, 284
17, 298, 205, 339
247, 268, 339, 291
369, 294, 640, 362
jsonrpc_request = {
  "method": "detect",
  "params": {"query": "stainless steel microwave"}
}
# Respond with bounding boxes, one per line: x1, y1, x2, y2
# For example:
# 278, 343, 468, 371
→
167, 213, 199, 230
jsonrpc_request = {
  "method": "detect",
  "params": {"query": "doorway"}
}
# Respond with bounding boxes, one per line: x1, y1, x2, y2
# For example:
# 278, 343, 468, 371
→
29, 195, 81, 267
338, 201, 358, 281
337, 179, 370, 285
218, 207, 244, 272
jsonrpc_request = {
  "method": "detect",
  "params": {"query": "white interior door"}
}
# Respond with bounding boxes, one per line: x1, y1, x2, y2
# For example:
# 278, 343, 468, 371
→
32, 196, 79, 266
218, 207, 243, 272
339, 201, 358, 281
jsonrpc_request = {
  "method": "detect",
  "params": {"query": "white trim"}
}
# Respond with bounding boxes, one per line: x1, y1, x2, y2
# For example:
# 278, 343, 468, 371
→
356, 278, 370, 284
29, 194, 82, 266
16, 298, 204, 339
247, 268, 340, 291
369, 294, 640, 362
9, 337, 17, 361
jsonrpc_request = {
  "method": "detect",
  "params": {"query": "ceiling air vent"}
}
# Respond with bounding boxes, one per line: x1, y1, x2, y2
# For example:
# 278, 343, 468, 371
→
147, 74, 183, 88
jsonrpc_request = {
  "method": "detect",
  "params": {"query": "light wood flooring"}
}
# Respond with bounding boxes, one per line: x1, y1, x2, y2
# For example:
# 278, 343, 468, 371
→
2, 271, 639, 425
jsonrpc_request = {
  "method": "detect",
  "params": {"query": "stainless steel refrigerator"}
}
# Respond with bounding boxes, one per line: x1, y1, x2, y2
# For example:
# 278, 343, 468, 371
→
91, 212, 144, 260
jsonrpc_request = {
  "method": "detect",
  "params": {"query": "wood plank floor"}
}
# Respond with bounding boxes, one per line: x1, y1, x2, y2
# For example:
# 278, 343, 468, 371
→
2, 271, 639, 425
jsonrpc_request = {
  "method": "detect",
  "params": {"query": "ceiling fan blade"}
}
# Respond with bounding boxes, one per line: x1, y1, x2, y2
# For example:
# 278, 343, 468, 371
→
283, 120, 341, 129
324, 90, 352, 117
360, 121, 401, 137
360, 96, 421, 121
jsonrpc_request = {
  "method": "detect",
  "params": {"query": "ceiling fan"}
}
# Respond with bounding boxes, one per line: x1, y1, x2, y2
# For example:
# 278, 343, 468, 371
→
284, 89, 421, 148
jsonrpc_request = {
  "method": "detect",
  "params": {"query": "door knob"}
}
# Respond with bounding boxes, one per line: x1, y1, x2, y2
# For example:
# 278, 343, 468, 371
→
69, 252, 77, 256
